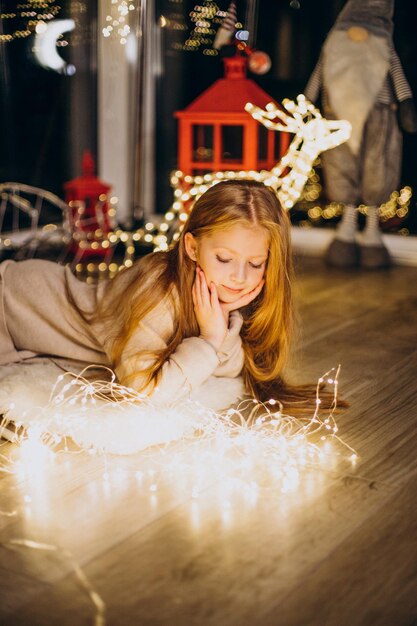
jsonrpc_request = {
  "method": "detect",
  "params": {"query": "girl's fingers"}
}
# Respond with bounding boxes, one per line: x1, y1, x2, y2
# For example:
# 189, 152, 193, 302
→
199, 268, 211, 306
252, 278, 265, 297
243, 279, 265, 304
193, 268, 203, 309
193, 266, 208, 309
192, 279, 199, 308
193, 268, 223, 321
209, 281, 220, 309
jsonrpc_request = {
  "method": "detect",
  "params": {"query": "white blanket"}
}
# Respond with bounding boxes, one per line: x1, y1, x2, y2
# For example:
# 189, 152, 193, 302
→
0, 359, 245, 455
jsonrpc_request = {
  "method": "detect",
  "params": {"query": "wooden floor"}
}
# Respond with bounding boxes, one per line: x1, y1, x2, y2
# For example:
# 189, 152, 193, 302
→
1, 255, 417, 626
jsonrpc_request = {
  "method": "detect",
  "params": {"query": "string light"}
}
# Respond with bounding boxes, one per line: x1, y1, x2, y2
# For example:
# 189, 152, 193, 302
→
0, 1, 61, 43
0, 197, 411, 279
365, 186, 412, 223
1, 365, 356, 477
183, 1, 239, 54
102, 1, 137, 45
296, 168, 412, 226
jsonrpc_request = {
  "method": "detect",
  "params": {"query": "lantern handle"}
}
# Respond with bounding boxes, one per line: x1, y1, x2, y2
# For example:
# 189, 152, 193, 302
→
82, 151, 95, 177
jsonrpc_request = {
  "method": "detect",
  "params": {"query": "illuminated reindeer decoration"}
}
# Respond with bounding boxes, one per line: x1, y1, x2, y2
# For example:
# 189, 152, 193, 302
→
153, 95, 351, 250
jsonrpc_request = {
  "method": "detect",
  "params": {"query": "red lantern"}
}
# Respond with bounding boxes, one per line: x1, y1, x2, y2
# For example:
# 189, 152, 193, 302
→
63, 151, 114, 261
175, 55, 290, 177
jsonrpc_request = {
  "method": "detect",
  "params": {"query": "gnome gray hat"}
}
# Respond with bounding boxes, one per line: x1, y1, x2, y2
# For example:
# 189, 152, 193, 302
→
335, 0, 394, 38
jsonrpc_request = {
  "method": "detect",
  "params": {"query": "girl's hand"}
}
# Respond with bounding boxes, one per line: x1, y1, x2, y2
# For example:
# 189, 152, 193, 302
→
220, 279, 265, 317
192, 266, 228, 352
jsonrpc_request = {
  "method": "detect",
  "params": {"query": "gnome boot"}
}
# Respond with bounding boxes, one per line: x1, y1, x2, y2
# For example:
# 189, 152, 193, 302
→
359, 206, 391, 269
325, 204, 360, 268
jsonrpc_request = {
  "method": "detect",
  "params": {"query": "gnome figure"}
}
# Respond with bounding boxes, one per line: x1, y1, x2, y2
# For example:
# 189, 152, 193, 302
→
305, 0, 417, 268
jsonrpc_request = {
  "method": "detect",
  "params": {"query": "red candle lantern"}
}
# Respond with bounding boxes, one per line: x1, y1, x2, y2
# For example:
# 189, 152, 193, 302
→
175, 55, 290, 178
63, 151, 114, 261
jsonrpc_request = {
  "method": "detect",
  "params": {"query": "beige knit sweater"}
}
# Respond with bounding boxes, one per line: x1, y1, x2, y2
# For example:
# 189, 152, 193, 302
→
0, 259, 244, 404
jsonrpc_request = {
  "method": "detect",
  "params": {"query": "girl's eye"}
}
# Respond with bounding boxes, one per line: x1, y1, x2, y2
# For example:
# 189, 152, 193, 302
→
249, 262, 264, 269
216, 255, 231, 263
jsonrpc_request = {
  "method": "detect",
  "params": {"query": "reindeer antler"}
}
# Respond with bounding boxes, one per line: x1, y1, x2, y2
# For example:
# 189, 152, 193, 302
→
245, 101, 302, 134
246, 95, 351, 209
245, 95, 334, 139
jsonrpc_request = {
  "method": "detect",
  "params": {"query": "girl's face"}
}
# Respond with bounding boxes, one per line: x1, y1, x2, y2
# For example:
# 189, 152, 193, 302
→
185, 225, 269, 304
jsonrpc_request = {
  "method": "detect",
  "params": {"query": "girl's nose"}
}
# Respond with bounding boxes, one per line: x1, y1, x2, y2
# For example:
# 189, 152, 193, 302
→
231, 262, 247, 283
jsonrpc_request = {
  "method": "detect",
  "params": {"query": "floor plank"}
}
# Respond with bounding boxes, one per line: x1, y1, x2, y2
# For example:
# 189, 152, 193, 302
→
262, 471, 417, 626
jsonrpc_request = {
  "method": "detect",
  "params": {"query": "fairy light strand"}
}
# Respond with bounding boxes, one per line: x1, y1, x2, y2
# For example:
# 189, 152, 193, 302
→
0, 1, 61, 42
102, 1, 137, 45
183, 1, 243, 55
1, 364, 357, 471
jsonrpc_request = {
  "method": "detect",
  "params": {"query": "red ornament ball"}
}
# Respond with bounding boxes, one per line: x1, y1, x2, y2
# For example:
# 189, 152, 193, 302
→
248, 51, 272, 75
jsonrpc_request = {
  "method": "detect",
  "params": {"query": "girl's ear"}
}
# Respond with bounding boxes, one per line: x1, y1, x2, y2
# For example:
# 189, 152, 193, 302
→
184, 232, 198, 261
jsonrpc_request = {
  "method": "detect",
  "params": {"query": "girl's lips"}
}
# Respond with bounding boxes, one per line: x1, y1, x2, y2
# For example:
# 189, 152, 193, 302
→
222, 285, 244, 293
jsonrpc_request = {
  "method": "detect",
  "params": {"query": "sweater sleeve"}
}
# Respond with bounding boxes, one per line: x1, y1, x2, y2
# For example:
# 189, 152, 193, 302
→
114, 298, 243, 406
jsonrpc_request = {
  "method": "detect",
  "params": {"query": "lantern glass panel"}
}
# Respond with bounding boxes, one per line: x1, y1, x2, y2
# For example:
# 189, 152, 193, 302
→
221, 126, 243, 162
193, 125, 214, 162
257, 125, 268, 160
274, 131, 282, 160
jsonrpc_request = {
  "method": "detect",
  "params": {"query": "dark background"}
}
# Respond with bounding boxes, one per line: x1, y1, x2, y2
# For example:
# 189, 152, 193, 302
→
1, 0, 416, 230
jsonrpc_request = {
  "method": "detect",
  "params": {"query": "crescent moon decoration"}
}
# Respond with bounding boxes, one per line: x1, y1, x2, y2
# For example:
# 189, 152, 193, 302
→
33, 19, 76, 74
0, 1, 61, 42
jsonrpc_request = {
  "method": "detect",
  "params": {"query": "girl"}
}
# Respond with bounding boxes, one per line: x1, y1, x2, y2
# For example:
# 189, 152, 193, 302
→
0, 180, 296, 407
